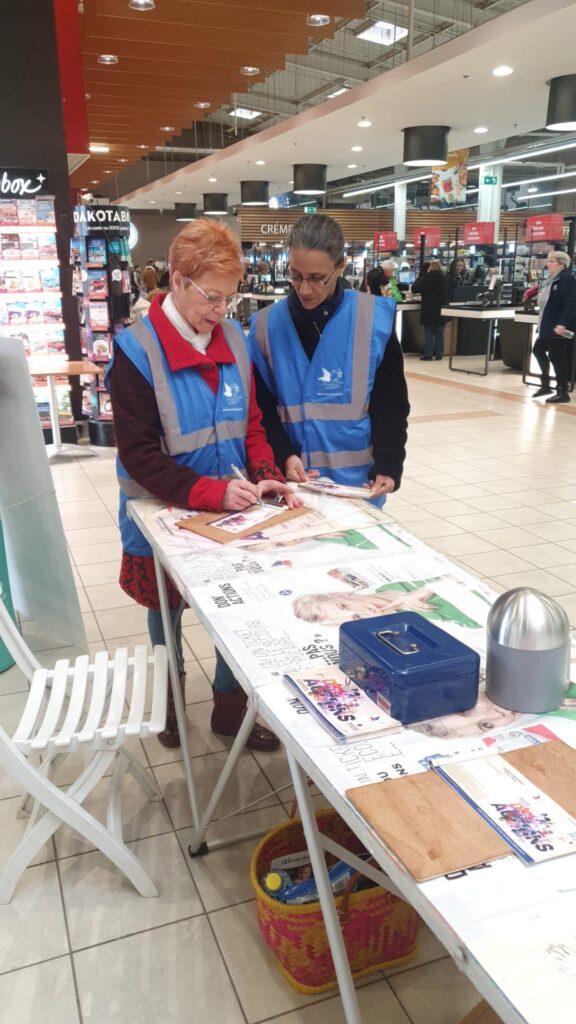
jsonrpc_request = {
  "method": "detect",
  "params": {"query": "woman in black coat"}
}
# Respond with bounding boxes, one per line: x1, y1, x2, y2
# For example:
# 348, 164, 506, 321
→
411, 259, 450, 360
532, 251, 576, 403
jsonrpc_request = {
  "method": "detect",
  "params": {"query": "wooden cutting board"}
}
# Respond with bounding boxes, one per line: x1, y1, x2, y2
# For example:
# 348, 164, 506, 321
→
346, 740, 576, 882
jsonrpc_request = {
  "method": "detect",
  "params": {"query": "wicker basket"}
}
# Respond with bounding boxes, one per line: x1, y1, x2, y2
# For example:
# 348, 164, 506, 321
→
250, 808, 420, 994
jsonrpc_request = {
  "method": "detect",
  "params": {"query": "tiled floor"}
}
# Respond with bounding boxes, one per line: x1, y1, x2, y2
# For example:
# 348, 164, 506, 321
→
3, 354, 576, 1022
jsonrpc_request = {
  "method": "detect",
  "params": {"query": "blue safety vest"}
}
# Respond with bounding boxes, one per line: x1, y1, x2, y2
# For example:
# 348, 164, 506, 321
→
249, 290, 394, 505
105, 316, 251, 557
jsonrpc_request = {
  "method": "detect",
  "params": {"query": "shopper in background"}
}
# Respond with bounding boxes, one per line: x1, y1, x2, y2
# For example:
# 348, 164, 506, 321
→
250, 214, 410, 502
364, 266, 386, 295
142, 263, 158, 295
532, 250, 576, 404
380, 259, 404, 303
448, 257, 466, 295
107, 219, 298, 751
411, 258, 450, 361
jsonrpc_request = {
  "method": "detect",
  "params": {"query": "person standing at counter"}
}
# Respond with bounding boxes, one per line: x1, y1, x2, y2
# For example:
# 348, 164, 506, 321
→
448, 258, 466, 295
250, 214, 410, 501
411, 259, 450, 361
107, 218, 298, 752
532, 250, 576, 404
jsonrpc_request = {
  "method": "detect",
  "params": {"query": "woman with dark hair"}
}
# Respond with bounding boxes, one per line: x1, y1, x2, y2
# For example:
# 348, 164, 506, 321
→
249, 214, 410, 502
366, 266, 386, 295
411, 259, 450, 361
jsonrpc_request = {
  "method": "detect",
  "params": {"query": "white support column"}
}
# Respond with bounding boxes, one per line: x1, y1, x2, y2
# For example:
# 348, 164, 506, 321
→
477, 164, 503, 238
394, 182, 407, 242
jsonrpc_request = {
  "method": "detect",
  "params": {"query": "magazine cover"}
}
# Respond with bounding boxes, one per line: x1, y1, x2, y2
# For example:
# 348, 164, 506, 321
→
1, 233, 21, 259
0, 199, 19, 225
283, 667, 401, 742
38, 233, 57, 259
43, 297, 63, 323
435, 755, 576, 864
17, 199, 37, 226
89, 301, 110, 330
35, 198, 56, 225
20, 270, 42, 292
87, 269, 108, 300
86, 237, 107, 267
39, 266, 61, 292
19, 232, 39, 259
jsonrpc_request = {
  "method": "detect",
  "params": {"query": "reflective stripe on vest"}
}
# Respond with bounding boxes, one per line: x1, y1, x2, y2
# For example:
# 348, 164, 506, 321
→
126, 318, 251, 456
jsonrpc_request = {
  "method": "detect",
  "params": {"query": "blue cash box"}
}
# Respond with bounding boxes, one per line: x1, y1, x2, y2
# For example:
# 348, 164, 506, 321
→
339, 612, 480, 725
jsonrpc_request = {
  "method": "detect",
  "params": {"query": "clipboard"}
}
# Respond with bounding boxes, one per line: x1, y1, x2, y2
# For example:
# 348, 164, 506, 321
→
175, 502, 309, 545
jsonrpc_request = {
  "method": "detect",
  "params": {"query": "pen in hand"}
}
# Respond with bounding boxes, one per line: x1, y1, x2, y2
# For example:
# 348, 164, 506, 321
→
230, 464, 264, 506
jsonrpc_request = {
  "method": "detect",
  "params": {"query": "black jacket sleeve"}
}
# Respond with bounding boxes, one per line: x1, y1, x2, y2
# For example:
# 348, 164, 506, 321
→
368, 328, 410, 490
559, 274, 576, 330
254, 365, 301, 471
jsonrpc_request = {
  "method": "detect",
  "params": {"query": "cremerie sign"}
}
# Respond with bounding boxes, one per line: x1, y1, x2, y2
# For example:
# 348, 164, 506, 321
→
260, 223, 290, 235
0, 169, 50, 196
73, 205, 131, 236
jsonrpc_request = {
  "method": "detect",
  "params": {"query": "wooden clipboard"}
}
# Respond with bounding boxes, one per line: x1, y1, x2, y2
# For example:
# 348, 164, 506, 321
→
175, 503, 309, 545
346, 739, 576, 881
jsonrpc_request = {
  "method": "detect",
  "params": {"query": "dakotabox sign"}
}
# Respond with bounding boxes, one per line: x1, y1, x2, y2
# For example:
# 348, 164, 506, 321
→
73, 205, 131, 235
0, 169, 51, 197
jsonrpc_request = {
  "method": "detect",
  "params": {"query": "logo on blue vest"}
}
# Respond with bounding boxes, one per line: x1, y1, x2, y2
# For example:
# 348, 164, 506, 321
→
317, 366, 344, 394
222, 380, 243, 411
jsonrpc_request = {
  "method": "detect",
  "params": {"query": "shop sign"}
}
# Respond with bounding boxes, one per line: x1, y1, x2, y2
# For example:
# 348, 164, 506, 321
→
73, 205, 131, 235
525, 214, 564, 242
260, 223, 290, 235
463, 222, 495, 245
373, 231, 398, 251
413, 226, 442, 248
0, 168, 50, 197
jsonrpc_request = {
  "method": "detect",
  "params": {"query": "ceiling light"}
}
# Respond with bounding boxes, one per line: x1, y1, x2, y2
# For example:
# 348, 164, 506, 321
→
517, 186, 576, 201
230, 107, 262, 120
351, 145, 363, 152
474, 126, 489, 134
175, 191, 182, 195
129, 0, 155, 8
358, 117, 372, 128
356, 20, 408, 45
104, 170, 113, 174
347, 164, 357, 169
501, 168, 576, 189
468, 139, 576, 171
90, 179, 99, 184
527, 186, 538, 194
403, 125, 449, 166
175, 203, 197, 222
240, 66, 260, 76
137, 144, 147, 149
203, 193, 228, 215
307, 14, 330, 27
342, 173, 432, 198
293, 163, 326, 195
546, 75, 576, 131
118, 158, 128, 163
240, 180, 269, 206
492, 65, 513, 77
208, 175, 218, 183
255, 159, 266, 166
97, 54, 119, 65
160, 125, 175, 132
89, 143, 109, 153
147, 200, 156, 204
327, 87, 349, 99
194, 101, 210, 109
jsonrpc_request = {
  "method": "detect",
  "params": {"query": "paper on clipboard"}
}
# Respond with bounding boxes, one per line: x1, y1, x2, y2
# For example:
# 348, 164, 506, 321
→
176, 503, 309, 544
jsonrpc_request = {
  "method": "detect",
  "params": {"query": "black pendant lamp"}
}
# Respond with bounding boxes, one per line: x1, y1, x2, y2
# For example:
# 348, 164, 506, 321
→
403, 126, 450, 166
203, 193, 228, 215
293, 163, 327, 195
546, 75, 576, 131
175, 203, 197, 222
240, 180, 269, 206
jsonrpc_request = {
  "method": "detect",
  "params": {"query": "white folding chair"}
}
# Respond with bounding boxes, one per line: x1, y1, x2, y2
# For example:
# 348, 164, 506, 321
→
0, 600, 168, 902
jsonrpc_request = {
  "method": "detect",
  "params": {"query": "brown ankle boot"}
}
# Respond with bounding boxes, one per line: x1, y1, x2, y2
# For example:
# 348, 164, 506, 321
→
157, 673, 186, 748
211, 689, 280, 753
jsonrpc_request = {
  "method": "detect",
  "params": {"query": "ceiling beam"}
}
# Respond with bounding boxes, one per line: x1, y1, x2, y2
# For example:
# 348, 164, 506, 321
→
83, 35, 289, 69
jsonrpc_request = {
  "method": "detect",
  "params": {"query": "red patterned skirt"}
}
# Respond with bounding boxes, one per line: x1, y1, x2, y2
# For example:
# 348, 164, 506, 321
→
119, 552, 183, 611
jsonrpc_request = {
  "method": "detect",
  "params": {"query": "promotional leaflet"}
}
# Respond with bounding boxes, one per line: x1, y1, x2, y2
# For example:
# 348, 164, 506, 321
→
283, 667, 402, 742
435, 755, 576, 864
299, 478, 378, 500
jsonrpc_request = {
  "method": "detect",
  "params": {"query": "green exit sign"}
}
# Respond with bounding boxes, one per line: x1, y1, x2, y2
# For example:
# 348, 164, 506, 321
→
483, 175, 497, 185
304, 204, 317, 213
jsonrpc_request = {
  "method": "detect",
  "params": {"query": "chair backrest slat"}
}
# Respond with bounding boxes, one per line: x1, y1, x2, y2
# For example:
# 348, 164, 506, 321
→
78, 650, 110, 743
101, 648, 129, 740
125, 645, 149, 735
149, 645, 168, 734
30, 659, 71, 749
12, 668, 50, 744
54, 654, 90, 747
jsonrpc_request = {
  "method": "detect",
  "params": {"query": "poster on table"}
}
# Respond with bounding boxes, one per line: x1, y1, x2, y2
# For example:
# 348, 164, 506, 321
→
429, 149, 469, 207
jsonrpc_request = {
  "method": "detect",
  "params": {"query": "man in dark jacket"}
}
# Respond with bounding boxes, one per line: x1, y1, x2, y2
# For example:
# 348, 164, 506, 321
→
533, 251, 576, 404
411, 260, 450, 360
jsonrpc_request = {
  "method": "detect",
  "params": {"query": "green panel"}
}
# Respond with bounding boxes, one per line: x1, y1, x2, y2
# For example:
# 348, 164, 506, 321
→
0, 522, 15, 671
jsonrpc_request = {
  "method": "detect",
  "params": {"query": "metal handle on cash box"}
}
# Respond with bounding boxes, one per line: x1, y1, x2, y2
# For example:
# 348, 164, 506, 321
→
376, 630, 419, 656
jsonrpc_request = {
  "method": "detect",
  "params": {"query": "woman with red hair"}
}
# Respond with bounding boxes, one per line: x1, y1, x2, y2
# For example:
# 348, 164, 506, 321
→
107, 219, 297, 751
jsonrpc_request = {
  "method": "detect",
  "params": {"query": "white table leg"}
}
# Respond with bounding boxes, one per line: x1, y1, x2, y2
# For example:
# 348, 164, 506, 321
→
286, 749, 363, 1024
44, 374, 97, 460
153, 553, 202, 833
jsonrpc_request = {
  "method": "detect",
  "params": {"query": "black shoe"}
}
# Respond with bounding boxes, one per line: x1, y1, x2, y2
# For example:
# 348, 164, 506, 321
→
419, 356, 432, 361
533, 385, 553, 397
434, 356, 443, 361
546, 390, 571, 404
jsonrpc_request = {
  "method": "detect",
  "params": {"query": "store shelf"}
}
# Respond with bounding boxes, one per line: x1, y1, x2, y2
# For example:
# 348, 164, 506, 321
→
0, 224, 56, 233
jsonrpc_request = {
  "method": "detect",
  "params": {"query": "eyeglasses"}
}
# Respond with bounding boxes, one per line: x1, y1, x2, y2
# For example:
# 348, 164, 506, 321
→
286, 267, 338, 289
184, 276, 238, 307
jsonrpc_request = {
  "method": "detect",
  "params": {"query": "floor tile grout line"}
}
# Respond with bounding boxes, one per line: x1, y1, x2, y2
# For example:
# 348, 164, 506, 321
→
52, 838, 85, 1024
